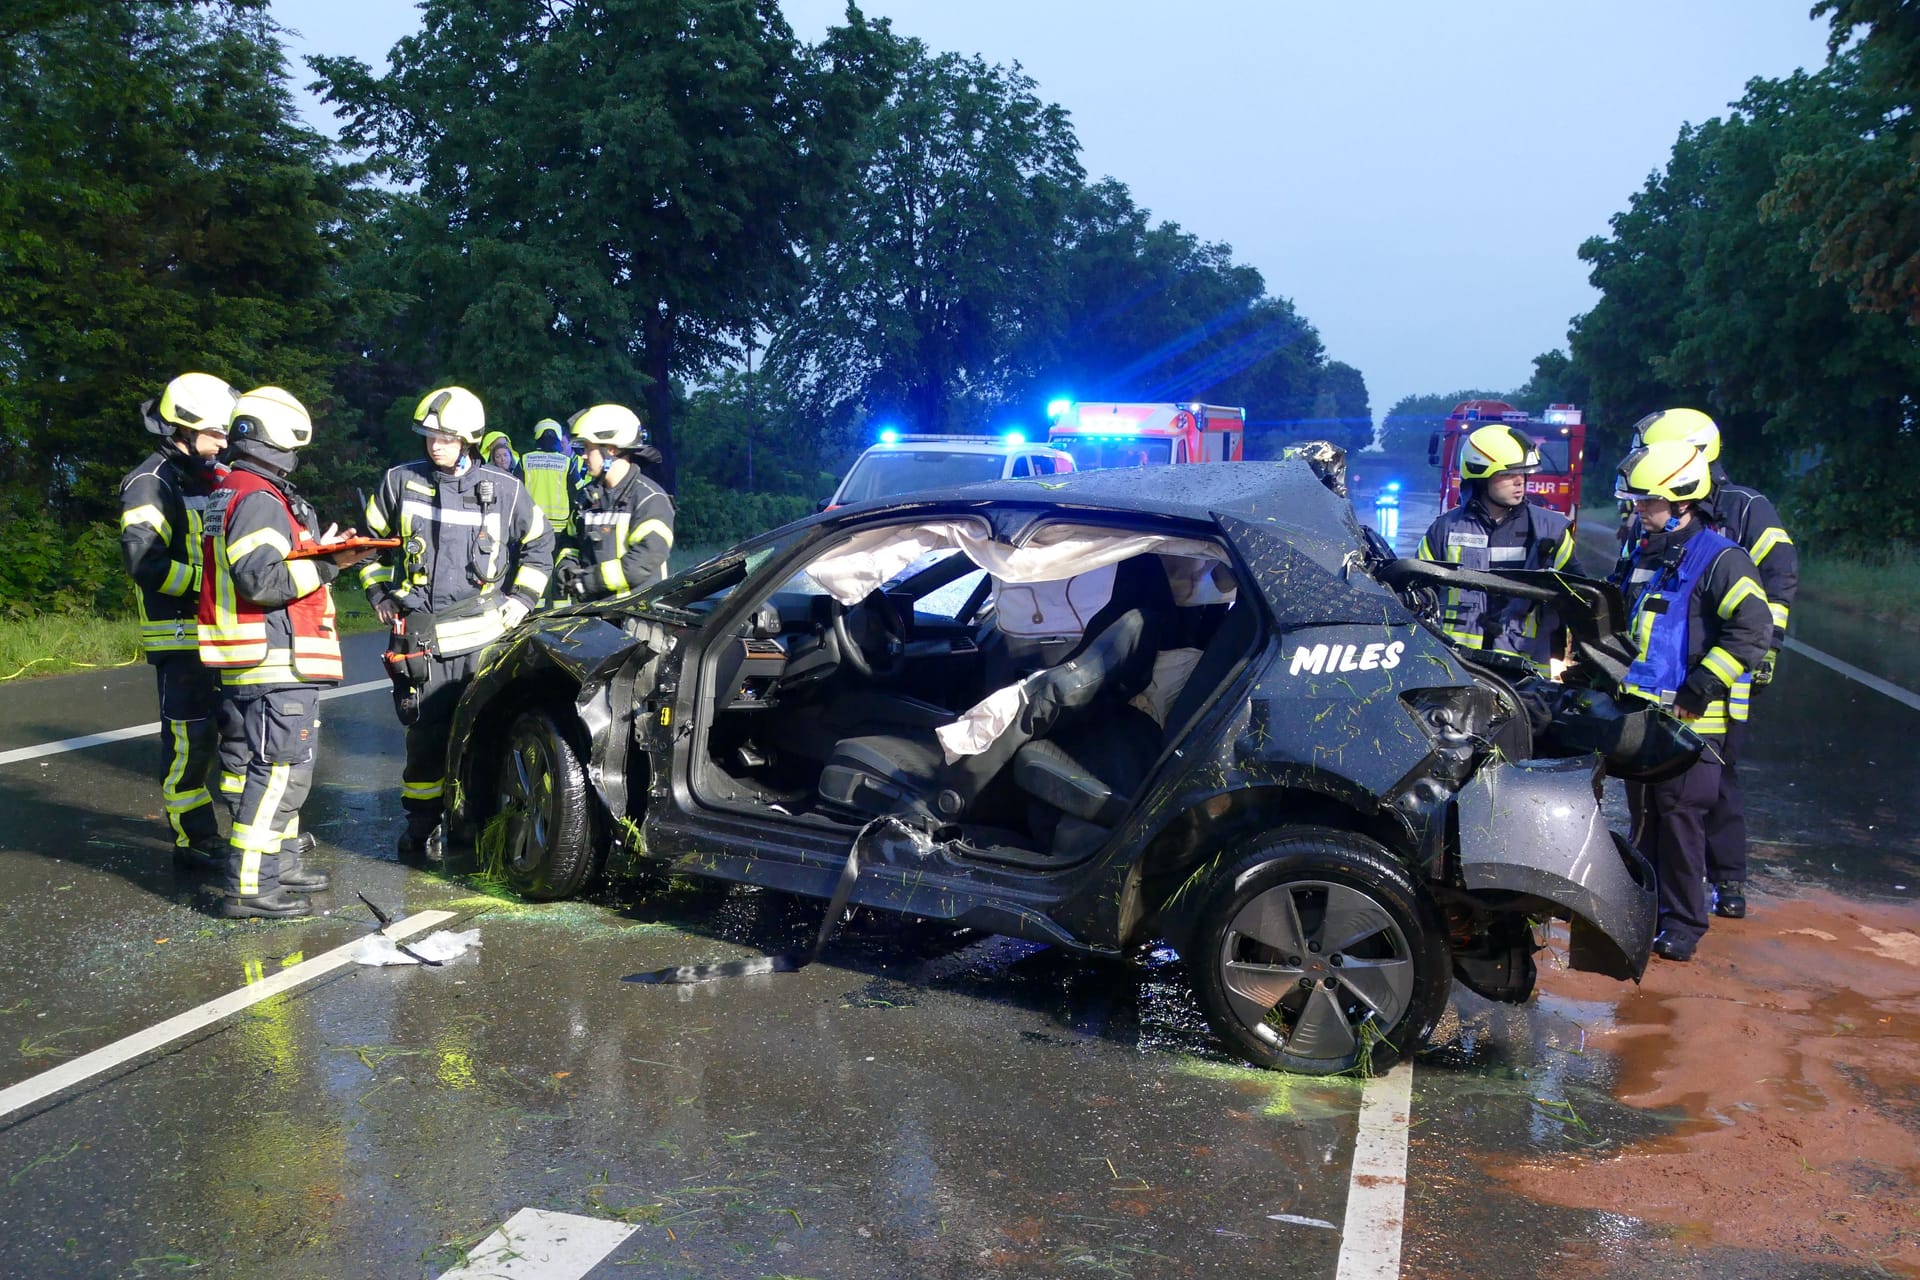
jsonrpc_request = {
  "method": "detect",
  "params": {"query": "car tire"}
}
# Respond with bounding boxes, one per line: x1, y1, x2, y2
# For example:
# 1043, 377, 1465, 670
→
1185, 828, 1450, 1075
493, 708, 600, 901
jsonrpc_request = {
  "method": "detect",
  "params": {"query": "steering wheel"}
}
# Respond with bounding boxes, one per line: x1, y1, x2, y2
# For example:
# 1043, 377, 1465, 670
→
832, 591, 906, 679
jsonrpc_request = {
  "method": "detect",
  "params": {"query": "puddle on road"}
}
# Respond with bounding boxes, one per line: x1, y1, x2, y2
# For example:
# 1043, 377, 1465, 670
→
1502, 884, 1920, 1273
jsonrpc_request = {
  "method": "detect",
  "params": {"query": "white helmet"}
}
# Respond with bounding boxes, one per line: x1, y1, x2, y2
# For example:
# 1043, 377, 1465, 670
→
229, 386, 313, 451
568, 403, 646, 450
413, 386, 486, 445
146, 372, 237, 438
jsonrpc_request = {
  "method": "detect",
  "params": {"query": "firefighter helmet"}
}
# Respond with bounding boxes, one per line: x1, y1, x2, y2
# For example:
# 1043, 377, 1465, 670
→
229, 386, 313, 452
1614, 440, 1713, 503
412, 386, 486, 444
1459, 424, 1541, 481
533, 417, 565, 446
1629, 407, 1721, 463
567, 404, 646, 450
148, 372, 237, 438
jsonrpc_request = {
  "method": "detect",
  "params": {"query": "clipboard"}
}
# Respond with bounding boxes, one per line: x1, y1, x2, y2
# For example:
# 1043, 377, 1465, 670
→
288, 536, 401, 560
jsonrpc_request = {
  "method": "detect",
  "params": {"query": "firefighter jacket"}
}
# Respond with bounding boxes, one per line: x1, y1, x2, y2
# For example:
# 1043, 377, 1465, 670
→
521, 449, 575, 536
1704, 463, 1797, 650
1616, 520, 1772, 735
576, 465, 675, 599
1416, 498, 1584, 667
198, 463, 344, 686
120, 446, 222, 662
360, 458, 554, 657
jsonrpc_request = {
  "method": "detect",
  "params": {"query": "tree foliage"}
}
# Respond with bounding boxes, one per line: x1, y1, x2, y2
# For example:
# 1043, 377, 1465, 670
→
0, 0, 355, 534
314, 0, 898, 487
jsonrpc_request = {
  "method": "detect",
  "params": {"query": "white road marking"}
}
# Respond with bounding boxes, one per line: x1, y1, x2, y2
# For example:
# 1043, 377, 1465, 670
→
1784, 638, 1920, 713
0, 678, 388, 768
0, 908, 456, 1123
435, 1209, 638, 1280
1334, 1061, 1413, 1280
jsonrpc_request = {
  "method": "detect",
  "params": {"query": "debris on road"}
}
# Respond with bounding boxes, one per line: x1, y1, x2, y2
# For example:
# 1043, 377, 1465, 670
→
354, 928, 480, 967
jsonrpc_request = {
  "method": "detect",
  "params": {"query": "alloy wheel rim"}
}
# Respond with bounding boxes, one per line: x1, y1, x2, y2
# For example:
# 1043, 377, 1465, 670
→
498, 728, 554, 873
1218, 878, 1415, 1061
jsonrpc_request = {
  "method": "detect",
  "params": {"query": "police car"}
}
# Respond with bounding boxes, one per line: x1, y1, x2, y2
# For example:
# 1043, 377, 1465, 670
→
824, 431, 1074, 508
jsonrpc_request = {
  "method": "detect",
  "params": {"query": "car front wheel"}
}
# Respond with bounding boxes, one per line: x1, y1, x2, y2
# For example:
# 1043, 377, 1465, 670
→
1186, 829, 1450, 1075
491, 708, 600, 901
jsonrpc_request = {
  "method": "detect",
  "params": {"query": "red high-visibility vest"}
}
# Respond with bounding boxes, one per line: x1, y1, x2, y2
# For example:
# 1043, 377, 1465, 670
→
198, 468, 342, 684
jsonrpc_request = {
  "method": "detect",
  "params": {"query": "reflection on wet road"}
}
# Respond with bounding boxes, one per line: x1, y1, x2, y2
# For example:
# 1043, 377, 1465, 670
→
0, 500, 1915, 1278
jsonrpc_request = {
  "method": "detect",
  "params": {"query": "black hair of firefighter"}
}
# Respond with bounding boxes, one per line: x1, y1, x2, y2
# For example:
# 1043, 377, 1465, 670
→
621, 816, 888, 985
356, 891, 445, 966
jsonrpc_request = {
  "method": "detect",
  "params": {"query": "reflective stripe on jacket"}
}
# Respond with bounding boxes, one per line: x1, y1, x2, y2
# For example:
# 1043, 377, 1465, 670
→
198, 466, 342, 685
577, 466, 675, 598
1706, 466, 1798, 649
1415, 499, 1581, 667
1620, 524, 1770, 735
120, 448, 221, 661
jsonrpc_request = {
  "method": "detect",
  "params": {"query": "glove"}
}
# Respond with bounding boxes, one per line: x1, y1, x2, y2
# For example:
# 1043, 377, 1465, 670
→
557, 559, 590, 599
1753, 649, 1778, 687
372, 594, 401, 625
501, 597, 531, 629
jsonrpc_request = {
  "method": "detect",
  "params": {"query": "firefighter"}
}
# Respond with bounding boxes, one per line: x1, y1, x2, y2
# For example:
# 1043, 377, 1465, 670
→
1629, 409, 1799, 920
198, 387, 370, 917
1612, 440, 1773, 961
480, 429, 521, 479
1417, 423, 1585, 671
360, 387, 554, 862
520, 419, 575, 537
557, 404, 675, 600
120, 372, 236, 873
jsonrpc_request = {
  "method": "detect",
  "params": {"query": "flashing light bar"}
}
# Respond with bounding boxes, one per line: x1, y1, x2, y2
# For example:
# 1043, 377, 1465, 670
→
1002, 429, 1026, 446
1046, 398, 1073, 420
878, 427, 900, 444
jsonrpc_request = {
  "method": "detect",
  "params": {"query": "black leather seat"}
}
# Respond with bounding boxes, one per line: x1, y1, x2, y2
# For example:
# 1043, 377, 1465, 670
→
817, 556, 1178, 824
1011, 595, 1258, 854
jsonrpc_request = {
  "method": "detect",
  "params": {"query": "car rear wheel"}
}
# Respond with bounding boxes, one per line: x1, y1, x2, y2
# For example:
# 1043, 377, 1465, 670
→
1186, 829, 1449, 1075
492, 708, 600, 901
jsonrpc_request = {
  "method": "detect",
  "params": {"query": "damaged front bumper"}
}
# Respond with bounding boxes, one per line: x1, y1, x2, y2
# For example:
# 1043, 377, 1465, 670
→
1455, 756, 1657, 980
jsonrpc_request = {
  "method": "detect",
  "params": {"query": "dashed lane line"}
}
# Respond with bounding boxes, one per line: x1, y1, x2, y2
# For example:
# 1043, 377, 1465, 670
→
1334, 1061, 1413, 1280
0, 908, 457, 1125
0, 677, 388, 768
1784, 638, 1920, 713
434, 1209, 638, 1280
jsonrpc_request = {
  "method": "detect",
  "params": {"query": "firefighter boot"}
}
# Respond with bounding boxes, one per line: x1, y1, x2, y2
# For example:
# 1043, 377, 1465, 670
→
396, 822, 442, 867
217, 889, 312, 920
1713, 881, 1747, 919
173, 842, 225, 876
279, 860, 332, 893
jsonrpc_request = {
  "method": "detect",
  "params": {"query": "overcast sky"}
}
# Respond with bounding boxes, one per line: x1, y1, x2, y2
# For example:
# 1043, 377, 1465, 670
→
272, 0, 1833, 422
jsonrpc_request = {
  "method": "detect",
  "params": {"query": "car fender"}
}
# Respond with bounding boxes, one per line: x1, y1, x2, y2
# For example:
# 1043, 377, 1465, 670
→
1452, 755, 1657, 980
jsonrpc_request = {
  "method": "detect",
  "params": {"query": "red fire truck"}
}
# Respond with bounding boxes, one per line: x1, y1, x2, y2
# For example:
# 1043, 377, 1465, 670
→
1429, 401, 1587, 519
1045, 401, 1246, 470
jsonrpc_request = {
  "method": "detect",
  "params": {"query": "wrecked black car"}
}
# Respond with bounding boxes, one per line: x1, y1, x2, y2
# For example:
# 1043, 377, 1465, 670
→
447, 457, 1687, 1075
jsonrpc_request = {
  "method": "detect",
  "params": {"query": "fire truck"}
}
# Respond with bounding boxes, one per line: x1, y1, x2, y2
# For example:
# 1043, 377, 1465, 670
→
1045, 401, 1246, 471
1429, 400, 1587, 519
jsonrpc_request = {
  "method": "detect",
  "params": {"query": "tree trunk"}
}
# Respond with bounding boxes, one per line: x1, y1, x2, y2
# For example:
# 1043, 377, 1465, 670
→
641, 309, 677, 492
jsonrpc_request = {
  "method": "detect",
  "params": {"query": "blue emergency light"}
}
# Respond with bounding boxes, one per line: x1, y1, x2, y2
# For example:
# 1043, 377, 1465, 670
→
1002, 429, 1026, 446
1046, 398, 1073, 420
878, 426, 900, 444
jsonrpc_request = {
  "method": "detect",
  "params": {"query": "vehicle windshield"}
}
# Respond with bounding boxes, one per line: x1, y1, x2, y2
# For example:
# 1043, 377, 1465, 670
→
1050, 436, 1174, 471
1534, 439, 1571, 474
836, 450, 1007, 503
639, 527, 808, 617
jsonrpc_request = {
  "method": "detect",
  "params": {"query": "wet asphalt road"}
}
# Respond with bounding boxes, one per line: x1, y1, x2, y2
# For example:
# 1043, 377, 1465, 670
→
0, 501, 1916, 1279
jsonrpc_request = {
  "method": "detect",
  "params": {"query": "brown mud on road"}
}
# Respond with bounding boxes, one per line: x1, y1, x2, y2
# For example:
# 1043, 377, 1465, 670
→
1505, 882, 1920, 1274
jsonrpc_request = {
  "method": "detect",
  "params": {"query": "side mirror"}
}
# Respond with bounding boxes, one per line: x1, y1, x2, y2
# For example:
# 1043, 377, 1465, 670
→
1427, 432, 1440, 466
816, 497, 832, 512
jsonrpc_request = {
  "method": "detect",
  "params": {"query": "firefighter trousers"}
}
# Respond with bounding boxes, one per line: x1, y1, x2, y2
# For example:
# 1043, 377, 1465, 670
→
1628, 746, 1725, 947
1704, 717, 1748, 887
401, 651, 478, 837
153, 657, 220, 848
218, 685, 322, 898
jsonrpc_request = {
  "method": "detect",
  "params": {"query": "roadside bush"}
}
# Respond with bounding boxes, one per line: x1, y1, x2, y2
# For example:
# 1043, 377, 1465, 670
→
0, 512, 136, 618
673, 478, 816, 548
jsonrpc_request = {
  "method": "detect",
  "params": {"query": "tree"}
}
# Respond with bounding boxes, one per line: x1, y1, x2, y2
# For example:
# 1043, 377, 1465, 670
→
1766, 0, 1920, 323
766, 42, 1084, 441
1306, 360, 1372, 455
1508, 349, 1589, 417
1375, 389, 1505, 460
314, 0, 898, 488
0, 0, 356, 533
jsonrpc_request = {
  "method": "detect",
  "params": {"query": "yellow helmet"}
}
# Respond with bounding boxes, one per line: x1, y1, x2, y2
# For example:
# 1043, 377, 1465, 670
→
567, 403, 646, 450
1459, 424, 1541, 481
1614, 440, 1712, 503
1629, 407, 1720, 463
533, 417, 566, 446
413, 386, 486, 445
229, 386, 313, 452
149, 372, 238, 438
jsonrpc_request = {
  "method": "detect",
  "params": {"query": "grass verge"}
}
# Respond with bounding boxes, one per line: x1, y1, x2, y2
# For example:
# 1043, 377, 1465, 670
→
0, 614, 143, 682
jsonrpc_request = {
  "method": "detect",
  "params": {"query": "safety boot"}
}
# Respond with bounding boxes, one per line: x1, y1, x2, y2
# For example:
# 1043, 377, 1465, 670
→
396, 825, 443, 867
294, 830, 318, 858
1651, 930, 1697, 962
1712, 881, 1747, 919
172, 843, 224, 876
217, 889, 312, 920
279, 861, 332, 893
